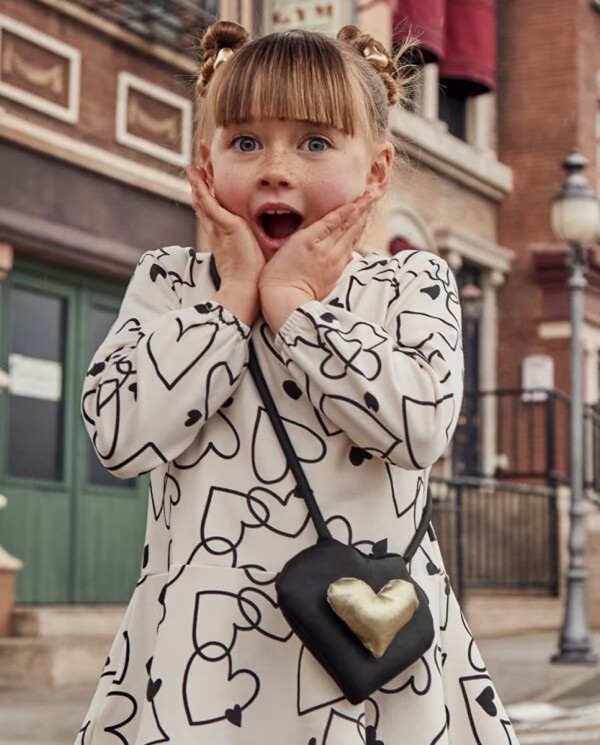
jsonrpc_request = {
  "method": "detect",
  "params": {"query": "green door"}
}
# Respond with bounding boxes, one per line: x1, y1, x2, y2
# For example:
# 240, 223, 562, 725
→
0, 258, 147, 603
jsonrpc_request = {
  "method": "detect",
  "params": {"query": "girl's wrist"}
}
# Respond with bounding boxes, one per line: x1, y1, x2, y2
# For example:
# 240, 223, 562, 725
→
260, 287, 315, 334
214, 282, 260, 327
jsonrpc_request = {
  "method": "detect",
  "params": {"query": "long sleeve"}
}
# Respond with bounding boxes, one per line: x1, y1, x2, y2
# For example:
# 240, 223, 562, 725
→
273, 251, 463, 470
81, 247, 251, 478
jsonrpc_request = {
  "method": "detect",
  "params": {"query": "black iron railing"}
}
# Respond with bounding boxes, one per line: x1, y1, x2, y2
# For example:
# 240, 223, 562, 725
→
584, 401, 600, 497
72, 0, 219, 52
430, 477, 560, 600
453, 388, 599, 497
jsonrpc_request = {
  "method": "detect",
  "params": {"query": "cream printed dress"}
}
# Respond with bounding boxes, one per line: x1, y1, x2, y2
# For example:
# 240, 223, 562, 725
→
76, 246, 519, 744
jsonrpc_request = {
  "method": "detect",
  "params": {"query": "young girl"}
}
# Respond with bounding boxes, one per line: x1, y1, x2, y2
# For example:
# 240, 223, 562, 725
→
76, 21, 518, 745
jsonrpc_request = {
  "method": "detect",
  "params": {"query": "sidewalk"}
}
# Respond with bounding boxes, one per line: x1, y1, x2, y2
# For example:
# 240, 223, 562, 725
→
480, 631, 600, 706
0, 631, 598, 744
480, 631, 600, 744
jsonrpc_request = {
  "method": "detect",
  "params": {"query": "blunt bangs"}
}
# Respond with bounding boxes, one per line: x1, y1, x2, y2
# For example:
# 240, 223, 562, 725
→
210, 31, 361, 135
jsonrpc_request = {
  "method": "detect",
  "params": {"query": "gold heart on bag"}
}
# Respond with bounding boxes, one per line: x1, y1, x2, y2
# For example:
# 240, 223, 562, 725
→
327, 577, 420, 658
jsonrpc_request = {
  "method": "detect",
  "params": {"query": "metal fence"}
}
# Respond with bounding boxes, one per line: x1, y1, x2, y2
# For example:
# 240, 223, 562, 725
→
584, 402, 600, 497
454, 388, 599, 496
430, 477, 560, 600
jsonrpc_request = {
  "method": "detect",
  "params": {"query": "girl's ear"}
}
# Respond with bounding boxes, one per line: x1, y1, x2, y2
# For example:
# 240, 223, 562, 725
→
367, 142, 393, 200
198, 142, 215, 187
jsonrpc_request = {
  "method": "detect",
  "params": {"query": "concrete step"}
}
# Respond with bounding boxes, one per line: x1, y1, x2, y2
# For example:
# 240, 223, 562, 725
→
0, 683, 96, 743
11, 605, 125, 638
0, 606, 125, 688
0, 635, 111, 688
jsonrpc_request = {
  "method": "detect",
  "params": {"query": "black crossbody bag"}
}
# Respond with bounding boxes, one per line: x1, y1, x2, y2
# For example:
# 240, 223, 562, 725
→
210, 257, 435, 705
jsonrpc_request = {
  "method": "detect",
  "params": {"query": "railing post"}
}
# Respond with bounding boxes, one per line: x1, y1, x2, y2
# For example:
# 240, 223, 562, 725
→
546, 392, 557, 486
546, 391, 561, 596
592, 402, 600, 496
455, 482, 465, 603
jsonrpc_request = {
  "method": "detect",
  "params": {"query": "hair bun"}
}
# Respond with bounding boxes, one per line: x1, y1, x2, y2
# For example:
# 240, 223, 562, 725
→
337, 25, 403, 107
197, 21, 250, 97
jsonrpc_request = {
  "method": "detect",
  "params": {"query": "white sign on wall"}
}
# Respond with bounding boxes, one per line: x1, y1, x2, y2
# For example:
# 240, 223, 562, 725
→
9, 354, 62, 402
521, 354, 554, 403
264, 1, 354, 35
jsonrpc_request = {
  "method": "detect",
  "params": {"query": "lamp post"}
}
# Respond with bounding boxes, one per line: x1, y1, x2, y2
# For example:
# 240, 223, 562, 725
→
550, 150, 599, 664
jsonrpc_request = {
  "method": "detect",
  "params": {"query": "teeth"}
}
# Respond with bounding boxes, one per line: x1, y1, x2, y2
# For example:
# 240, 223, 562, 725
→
264, 209, 293, 215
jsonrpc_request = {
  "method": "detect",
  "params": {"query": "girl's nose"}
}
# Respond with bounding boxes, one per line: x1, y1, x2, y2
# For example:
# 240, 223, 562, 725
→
258, 149, 292, 188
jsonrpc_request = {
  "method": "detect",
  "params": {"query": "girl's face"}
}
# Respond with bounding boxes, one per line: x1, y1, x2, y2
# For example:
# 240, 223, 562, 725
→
201, 118, 392, 261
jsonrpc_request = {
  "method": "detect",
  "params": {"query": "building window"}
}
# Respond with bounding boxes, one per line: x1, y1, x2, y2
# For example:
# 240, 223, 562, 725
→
438, 86, 468, 141
121, 1, 219, 45
7, 287, 66, 481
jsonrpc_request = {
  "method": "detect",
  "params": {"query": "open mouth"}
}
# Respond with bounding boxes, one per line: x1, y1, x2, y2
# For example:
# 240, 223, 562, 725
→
260, 210, 303, 240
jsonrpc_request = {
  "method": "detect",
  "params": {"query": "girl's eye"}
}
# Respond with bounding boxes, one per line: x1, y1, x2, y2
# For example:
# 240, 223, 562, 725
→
232, 136, 260, 152
302, 137, 330, 152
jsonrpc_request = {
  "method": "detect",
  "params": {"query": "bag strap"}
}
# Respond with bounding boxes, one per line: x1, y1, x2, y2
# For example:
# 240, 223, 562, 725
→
248, 341, 333, 540
209, 255, 431, 560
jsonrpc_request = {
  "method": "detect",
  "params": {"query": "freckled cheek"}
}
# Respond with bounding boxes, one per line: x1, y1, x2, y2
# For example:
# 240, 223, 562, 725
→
212, 173, 250, 217
306, 171, 366, 218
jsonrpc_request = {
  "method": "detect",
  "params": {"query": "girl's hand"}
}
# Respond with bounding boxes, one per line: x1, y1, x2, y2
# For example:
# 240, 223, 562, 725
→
187, 166, 265, 326
259, 192, 373, 331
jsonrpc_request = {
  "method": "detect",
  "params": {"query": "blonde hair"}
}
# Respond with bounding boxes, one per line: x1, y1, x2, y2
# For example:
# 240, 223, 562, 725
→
195, 21, 415, 147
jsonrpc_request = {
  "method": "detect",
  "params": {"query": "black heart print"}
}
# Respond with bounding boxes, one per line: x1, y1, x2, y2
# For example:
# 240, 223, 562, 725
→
476, 686, 497, 717
89, 362, 106, 376
349, 446, 373, 466
371, 538, 388, 556
364, 392, 379, 411
421, 285, 440, 300
146, 677, 162, 702
150, 263, 167, 282
283, 380, 302, 400
185, 410, 202, 426
225, 704, 242, 727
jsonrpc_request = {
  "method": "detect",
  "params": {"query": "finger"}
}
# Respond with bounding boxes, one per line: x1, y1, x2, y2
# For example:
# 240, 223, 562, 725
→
187, 166, 212, 202
189, 169, 238, 229
328, 202, 371, 249
313, 193, 375, 245
187, 166, 206, 208
352, 190, 375, 210
309, 203, 363, 245
331, 211, 369, 260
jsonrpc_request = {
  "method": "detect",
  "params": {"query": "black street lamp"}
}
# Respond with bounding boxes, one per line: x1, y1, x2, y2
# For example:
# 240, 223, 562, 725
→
550, 150, 599, 664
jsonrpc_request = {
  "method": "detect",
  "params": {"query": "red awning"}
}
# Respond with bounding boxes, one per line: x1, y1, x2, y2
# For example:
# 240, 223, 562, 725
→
393, 0, 446, 63
439, 0, 497, 96
393, 0, 496, 95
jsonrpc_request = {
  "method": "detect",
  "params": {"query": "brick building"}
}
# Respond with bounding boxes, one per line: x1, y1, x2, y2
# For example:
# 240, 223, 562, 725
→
0, 0, 204, 605
494, 0, 600, 633
0, 0, 598, 643
385, 0, 600, 633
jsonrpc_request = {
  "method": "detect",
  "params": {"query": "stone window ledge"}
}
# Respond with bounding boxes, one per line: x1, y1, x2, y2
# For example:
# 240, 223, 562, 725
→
391, 108, 513, 202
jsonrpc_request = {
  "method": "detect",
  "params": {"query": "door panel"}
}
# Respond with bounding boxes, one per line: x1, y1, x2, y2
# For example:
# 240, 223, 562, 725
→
0, 261, 147, 603
0, 277, 75, 602
72, 290, 146, 604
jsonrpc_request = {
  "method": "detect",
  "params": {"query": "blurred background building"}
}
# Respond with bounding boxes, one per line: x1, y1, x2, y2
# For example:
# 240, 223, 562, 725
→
0, 0, 599, 685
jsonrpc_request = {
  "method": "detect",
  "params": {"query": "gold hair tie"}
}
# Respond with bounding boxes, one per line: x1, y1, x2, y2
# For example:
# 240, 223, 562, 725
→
214, 47, 234, 69
363, 45, 388, 68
